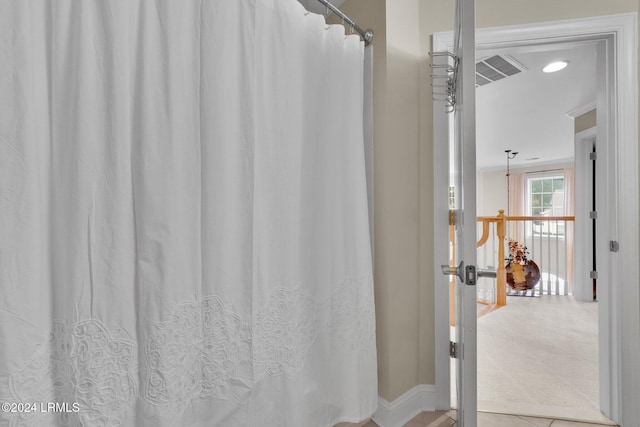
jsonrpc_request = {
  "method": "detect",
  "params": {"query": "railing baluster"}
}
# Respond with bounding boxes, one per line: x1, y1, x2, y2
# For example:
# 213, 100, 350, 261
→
549, 225, 552, 294
541, 224, 545, 294
522, 220, 527, 267
565, 220, 569, 295
490, 222, 496, 303
547, 225, 552, 295
477, 213, 574, 308
555, 220, 560, 295
492, 222, 496, 266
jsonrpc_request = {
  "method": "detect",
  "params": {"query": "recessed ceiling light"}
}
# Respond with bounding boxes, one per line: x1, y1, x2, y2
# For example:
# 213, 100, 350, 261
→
543, 61, 568, 73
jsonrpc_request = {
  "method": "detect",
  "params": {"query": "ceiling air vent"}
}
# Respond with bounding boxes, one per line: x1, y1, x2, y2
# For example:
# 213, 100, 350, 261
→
476, 54, 526, 87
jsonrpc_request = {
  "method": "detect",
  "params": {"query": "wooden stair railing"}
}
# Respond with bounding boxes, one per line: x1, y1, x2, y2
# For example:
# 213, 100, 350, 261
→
450, 209, 575, 323
476, 209, 506, 307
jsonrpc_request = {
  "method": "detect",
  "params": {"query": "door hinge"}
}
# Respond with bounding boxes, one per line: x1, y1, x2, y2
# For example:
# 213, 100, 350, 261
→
450, 341, 459, 359
610, 240, 619, 252
590, 152, 598, 160
448, 186, 456, 209
589, 211, 598, 219
590, 271, 599, 280
449, 209, 463, 226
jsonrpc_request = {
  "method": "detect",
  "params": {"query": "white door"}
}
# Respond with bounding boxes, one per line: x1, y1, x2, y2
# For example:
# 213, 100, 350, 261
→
438, 0, 479, 425
574, 132, 596, 302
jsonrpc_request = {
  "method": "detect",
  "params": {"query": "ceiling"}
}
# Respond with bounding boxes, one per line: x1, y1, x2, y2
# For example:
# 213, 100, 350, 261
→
297, 1, 599, 172
476, 42, 598, 171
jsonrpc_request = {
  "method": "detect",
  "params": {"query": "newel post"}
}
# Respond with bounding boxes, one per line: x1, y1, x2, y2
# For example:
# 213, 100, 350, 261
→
497, 209, 506, 306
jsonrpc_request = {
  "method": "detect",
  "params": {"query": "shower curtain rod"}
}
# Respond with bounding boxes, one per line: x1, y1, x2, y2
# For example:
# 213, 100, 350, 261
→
314, 0, 374, 45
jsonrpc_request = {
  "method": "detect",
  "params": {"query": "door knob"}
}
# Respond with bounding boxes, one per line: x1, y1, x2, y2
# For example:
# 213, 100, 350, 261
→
477, 268, 497, 278
442, 263, 496, 286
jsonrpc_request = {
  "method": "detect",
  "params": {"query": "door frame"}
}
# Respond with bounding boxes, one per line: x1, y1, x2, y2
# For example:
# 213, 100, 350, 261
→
433, 13, 639, 425
573, 126, 597, 303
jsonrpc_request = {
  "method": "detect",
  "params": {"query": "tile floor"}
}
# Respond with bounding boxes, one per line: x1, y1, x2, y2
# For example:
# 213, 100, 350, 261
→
363, 410, 618, 427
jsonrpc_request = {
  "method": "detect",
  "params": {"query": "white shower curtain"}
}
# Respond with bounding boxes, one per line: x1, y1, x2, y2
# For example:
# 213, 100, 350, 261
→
0, 1, 376, 426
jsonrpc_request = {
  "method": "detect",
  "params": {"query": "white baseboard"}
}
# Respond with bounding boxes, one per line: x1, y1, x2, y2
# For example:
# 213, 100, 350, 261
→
372, 385, 436, 427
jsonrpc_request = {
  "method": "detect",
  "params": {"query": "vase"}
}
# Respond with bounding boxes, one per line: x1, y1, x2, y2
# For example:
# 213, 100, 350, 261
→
505, 260, 541, 291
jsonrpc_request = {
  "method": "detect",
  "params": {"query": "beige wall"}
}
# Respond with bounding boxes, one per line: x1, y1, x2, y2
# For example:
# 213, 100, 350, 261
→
575, 109, 597, 134
377, 0, 423, 400
338, 0, 639, 404
477, 163, 574, 217
477, 169, 507, 217
334, 0, 427, 401
475, 0, 637, 27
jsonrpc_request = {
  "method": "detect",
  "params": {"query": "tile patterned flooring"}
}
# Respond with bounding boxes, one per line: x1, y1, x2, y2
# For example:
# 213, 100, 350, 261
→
363, 411, 618, 427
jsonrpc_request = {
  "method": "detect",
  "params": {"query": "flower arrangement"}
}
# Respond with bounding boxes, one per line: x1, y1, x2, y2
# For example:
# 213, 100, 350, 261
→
505, 239, 540, 291
506, 239, 529, 266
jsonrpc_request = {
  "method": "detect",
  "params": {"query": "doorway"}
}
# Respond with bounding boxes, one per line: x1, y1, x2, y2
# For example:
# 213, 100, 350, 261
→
433, 13, 640, 426
472, 39, 601, 422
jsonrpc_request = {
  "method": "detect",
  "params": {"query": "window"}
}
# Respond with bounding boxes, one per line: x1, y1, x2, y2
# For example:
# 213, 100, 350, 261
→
528, 176, 565, 236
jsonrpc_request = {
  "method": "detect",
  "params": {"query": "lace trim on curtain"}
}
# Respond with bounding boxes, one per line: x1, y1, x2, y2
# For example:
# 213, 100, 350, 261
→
143, 295, 251, 414
1, 276, 374, 426
2, 320, 137, 427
